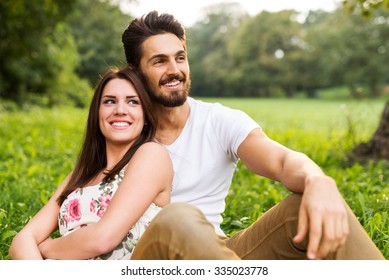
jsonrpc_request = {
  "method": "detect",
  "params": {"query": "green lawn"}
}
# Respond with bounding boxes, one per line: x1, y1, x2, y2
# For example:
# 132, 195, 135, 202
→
1, 98, 388, 259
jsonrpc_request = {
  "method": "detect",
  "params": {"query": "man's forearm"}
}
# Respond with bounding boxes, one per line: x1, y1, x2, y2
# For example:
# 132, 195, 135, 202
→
281, 151, 328, 193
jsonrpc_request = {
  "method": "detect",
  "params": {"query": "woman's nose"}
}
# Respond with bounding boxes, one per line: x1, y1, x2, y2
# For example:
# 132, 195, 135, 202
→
114, 101, 126, 115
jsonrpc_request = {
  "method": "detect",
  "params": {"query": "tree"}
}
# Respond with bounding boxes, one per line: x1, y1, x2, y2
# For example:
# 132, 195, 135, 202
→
228, 10, 304, 97
187, 2, 248, 97
68, 0, 132, 86
290, 10, 336, 97
0, 0, 134, 108
350, 101, 389, 162
342, 0, 389, 162
310, 8, 389, 98
343, 0, 389, 16
0, 0, 80, 105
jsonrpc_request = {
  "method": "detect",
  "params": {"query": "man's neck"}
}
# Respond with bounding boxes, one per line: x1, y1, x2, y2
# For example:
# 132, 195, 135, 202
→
155, 101, 190, 145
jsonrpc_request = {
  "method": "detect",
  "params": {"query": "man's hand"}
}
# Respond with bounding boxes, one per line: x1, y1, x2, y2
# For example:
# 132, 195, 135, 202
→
292, 175, 349, 259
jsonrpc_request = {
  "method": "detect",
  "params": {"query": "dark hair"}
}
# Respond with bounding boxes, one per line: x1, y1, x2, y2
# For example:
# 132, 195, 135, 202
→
57, 67, 157, 205
122, 10, 186, 70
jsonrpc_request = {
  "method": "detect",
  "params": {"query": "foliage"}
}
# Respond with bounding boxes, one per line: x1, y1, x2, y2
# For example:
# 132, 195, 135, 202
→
314, 8, 389, 97
187, 2, 247, 97
186, 3, 389, 98
227, 10, 303, 97
2, 1, 389, 105
343, 0, 389, 16
1, 98, 388, 259
0, 0, 81, 105
0, 0, 130, 108
0, 107, 86, 259
68, 0, 132, 85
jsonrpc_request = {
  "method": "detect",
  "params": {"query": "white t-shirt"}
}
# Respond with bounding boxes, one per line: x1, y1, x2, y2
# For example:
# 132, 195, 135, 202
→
165, 97, 260, 235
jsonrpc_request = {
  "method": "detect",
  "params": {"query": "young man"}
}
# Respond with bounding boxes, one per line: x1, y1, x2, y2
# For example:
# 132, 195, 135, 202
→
121, 11, 384, 260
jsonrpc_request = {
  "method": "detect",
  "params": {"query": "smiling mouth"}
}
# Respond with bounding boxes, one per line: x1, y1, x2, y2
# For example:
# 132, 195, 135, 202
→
164, 80, 180, 87
160, 74, 185, 88
111, 121, 130, 127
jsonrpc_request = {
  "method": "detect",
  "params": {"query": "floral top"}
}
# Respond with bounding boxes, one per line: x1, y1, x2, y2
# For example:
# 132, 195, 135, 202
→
58, 167, 162, 260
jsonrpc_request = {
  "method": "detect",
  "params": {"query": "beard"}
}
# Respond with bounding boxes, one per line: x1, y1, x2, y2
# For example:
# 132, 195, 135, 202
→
144, 74, 191, 108
151, 90, 187, 107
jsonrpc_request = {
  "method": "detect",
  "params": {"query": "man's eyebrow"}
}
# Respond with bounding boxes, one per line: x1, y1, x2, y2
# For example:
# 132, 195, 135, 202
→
148, 50, 187, 62
149, 53, 167, 62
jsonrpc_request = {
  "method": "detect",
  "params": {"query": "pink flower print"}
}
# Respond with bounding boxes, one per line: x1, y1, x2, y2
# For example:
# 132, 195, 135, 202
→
66, 199, 81, 221
63, 214, 70, 225
99, 194, 112, 209
90, 198, 96, 212
97, 208, 105, 218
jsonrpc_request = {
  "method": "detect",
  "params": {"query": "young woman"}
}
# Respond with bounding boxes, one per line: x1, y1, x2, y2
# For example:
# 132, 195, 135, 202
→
9, 67, 173, 260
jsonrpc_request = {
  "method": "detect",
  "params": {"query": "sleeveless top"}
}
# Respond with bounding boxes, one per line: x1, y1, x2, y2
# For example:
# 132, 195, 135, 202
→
58, 167, 162, 259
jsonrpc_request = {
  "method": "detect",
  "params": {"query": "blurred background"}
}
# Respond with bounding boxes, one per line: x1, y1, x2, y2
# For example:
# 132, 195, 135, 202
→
1, 0, 389, 108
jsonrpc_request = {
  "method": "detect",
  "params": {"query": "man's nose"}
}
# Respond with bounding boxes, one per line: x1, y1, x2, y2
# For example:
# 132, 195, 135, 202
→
166, 60, 179, 75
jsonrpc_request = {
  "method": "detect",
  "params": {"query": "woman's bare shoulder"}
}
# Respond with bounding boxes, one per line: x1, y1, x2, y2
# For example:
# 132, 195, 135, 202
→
135, 141, 170, 156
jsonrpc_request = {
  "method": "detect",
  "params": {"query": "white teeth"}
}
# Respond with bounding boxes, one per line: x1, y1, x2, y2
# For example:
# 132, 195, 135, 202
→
112, 122, 129, 127
165, 80, 180, 87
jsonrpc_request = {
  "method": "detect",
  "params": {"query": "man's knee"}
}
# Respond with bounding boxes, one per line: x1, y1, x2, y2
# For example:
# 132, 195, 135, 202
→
152, 202, 207, 232
276, 193, 302, 218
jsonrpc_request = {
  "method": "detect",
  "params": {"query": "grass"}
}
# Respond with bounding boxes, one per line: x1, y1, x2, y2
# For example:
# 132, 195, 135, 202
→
1, 98, 389, 259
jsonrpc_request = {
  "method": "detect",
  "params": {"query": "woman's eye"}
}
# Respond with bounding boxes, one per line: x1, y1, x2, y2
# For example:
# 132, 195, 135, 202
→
128, 99, 139, 105
103, 99, 115, 104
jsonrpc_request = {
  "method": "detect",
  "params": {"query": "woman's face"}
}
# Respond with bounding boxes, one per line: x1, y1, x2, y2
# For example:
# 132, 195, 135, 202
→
99, 78, 145, 148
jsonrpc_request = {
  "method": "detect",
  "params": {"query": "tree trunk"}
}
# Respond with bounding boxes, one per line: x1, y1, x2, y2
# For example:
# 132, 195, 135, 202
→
369, 82, 380, 98
349, 100, 389, 163
306, 88, 318, 98
282, 85, 295, 98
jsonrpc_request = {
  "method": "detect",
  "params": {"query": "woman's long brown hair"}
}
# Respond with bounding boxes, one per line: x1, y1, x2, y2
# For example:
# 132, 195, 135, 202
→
57, 67, 157, 205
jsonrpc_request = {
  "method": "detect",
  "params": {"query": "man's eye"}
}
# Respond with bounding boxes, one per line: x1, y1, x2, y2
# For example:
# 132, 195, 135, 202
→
153, 59, 164, 65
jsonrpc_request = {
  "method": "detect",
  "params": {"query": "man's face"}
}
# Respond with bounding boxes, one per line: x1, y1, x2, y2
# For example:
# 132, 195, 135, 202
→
139, 33, 191, 107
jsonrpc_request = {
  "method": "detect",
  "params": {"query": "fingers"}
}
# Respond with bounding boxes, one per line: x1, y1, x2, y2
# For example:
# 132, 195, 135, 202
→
314, 217, 333, 259
292, 186, 350, 260
307, 206, 349, 260
306, 212, 322, 259
293, 207, 308, 244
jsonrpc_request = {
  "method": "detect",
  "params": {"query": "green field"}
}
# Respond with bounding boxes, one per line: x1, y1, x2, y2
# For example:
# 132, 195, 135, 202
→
1, 98, 389, 259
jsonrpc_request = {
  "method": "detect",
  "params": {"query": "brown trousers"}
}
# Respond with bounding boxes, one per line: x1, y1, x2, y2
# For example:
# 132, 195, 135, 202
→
131, 194, 385, 260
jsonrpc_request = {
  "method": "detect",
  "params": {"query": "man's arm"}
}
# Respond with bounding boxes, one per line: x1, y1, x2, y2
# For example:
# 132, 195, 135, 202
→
237, 128, 349, 259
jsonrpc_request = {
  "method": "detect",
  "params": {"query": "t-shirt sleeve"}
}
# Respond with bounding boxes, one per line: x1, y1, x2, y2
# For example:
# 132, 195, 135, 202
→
211, 103, 260, 161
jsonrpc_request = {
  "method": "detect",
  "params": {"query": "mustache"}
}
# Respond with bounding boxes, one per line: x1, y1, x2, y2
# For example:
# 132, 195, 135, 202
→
160, 74, 186, 85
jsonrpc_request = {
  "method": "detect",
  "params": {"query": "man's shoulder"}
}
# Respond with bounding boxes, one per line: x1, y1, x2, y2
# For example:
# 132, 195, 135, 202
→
188, 97, 259, 131
188, 97, 226, 113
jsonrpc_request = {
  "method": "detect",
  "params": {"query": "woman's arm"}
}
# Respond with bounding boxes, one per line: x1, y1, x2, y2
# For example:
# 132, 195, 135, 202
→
9, 174, 71, 259
39, 142, 173, 260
